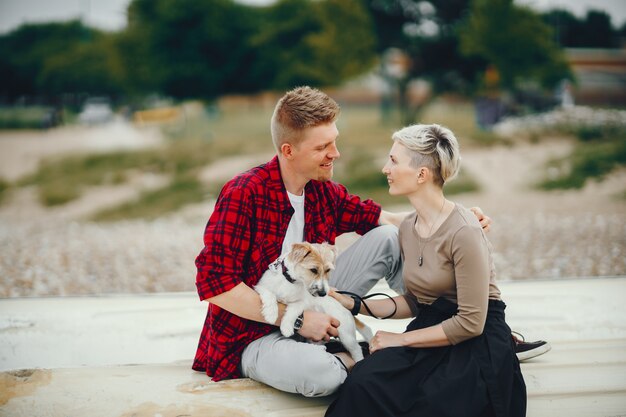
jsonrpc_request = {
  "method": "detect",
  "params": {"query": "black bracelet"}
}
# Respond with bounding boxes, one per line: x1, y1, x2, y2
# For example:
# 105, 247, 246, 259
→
350, 295, 361, 316
338, 290, 397, 320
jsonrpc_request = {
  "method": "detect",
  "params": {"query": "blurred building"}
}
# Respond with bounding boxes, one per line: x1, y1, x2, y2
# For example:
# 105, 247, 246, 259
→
566, 47, 626, 106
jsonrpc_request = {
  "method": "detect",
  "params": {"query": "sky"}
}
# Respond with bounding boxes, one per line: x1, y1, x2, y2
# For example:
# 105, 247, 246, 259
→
0, 0, 625, 35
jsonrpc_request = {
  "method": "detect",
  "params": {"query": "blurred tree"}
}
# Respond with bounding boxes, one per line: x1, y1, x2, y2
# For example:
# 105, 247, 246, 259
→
580, 10, 616, 48
252, 0, 376, 89
0, 21, 123, 101
366, 0, 487, 123
542, 9, 586, 47
118, 0, 260, 99
459, 0, 571, 91
118, 0, 376, 99
542, 9, 620, 48
38, 35, 124, 96
368, 0, 484, 92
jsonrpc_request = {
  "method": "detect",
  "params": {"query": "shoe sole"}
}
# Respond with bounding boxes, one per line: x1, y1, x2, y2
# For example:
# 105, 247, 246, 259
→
516, 343, 552, 362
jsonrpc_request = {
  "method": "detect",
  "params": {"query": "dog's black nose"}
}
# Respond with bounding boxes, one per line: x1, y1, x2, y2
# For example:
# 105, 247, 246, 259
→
317, 290, 327, 297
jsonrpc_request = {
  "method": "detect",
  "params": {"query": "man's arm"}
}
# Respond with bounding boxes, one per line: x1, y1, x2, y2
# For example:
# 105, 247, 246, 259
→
207, 282, 340, 341
379, 207, 492, 231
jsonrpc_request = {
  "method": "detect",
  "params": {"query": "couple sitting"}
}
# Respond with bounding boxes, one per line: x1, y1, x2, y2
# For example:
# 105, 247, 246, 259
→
192, 86, 545, 416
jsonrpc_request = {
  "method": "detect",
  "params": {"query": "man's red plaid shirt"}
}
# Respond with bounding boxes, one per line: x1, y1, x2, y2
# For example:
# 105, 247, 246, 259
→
193, 156, 381, 381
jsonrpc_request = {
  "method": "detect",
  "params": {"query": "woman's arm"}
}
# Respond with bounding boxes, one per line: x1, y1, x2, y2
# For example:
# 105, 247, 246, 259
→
370, 224, 492, 353
369, 324, 450, 353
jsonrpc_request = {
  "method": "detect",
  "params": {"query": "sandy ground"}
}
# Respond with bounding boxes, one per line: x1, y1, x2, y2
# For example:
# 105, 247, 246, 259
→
0, 122, 624, 297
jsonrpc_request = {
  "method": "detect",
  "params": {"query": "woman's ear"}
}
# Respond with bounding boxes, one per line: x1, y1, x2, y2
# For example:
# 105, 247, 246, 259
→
417, 167, 427, 183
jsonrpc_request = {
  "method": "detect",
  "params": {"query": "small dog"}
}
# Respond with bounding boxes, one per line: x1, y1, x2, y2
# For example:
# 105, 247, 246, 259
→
255, 242, 371, 362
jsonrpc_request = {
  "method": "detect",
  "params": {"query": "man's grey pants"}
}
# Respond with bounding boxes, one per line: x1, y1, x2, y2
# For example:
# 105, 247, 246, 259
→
240, 225, 404, 397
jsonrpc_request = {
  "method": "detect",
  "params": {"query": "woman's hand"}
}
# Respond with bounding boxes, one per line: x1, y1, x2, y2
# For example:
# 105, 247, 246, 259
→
329, 288, 355, 311
369, 330, 405, 353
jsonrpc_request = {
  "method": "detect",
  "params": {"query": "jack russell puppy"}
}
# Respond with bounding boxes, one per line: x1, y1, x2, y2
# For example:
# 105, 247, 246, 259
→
255, 242, 372, 362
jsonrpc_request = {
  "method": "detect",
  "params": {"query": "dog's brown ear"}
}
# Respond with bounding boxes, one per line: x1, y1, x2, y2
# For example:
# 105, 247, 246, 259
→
290, 242, 313, 263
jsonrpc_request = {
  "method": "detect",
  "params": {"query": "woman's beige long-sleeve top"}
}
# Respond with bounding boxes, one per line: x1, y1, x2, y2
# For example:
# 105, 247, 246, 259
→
399, 204, 502, 345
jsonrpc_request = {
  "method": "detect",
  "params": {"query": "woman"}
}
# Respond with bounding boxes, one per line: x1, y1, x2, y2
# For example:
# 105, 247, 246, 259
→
326, 124, 526, 417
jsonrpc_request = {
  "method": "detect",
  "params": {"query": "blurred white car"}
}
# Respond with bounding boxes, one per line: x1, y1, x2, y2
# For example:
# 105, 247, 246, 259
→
78, 98, 114, 125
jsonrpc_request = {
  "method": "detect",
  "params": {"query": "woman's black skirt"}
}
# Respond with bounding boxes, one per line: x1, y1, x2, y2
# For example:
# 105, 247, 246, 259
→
325, 298, 527, 417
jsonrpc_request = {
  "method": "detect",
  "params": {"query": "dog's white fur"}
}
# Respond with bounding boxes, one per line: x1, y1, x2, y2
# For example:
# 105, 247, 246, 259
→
255, 242, 368, 362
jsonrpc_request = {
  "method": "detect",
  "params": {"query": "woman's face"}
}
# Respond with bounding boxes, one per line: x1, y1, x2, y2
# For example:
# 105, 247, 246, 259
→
382, 142, 419, 196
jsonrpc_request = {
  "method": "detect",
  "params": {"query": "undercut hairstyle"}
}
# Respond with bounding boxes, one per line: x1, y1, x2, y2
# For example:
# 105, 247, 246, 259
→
271, 86, 340, 151
392, 124, 461, 187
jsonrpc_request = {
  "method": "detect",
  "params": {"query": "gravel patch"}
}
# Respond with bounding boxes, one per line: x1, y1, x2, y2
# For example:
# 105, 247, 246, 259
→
1, 119, 624, 297
1, 206, 624, 297
494, 106, 626, 137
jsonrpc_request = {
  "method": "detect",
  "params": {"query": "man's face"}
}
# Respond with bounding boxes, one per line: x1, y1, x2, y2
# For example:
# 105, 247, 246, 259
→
290, 122, 340, 183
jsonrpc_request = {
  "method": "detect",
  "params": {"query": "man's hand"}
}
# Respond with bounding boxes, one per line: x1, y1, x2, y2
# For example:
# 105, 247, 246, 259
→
470, 206, 492, 232
298, 310, 340, 342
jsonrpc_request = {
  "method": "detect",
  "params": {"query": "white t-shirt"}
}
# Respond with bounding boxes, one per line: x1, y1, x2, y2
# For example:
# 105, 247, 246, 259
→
280, 190, 305, 256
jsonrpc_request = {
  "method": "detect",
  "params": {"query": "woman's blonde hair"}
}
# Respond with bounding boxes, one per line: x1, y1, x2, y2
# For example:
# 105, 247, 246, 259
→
392, 124, 460, 187
271, 86, 340, 150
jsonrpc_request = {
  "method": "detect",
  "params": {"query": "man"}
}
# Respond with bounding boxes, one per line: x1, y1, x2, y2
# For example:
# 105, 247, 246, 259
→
192, 86, 548, 397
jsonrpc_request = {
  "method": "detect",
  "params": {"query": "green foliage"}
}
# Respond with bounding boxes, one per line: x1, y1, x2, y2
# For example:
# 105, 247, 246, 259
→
118, 0, 377, 97
0, 21, 123, 99
541, 9, 621, 48
119, 0, 261, 99
1, 0, 377, 101
459, 0, 572, 91
252, 0, 376, 88
367, 0, 485, 94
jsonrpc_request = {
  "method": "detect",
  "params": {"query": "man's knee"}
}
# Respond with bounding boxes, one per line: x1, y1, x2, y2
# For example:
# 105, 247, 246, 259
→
295, 354, 346, 397
368, 225, 400, 257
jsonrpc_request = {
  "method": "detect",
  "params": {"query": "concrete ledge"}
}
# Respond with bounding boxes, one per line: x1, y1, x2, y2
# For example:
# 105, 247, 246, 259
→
1, 277, 626, 416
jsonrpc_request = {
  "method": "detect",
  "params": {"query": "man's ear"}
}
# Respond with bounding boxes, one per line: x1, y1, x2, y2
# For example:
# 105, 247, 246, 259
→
280, 142, 294, 159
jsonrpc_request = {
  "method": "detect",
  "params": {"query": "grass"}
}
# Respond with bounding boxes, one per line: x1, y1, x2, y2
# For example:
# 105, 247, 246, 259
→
0, 178, 8, 204
0, 106, 56, 129
20, 139, 215, 207
92, 175, 206, 221
537, 123, 626, 190
18, 99, 487, 219
538, 138, 626, 190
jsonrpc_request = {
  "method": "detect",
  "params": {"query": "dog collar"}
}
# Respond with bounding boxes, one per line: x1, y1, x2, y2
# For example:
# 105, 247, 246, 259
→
281, 260, 296, 284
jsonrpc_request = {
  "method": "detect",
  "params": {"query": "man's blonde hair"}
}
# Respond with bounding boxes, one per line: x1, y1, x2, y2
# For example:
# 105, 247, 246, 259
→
271, 86, 340, 150
392, 124, 461, 187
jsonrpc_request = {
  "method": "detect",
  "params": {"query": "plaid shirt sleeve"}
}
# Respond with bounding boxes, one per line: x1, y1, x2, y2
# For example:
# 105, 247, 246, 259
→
195, 181, 254, 300
331, 182, 381, 236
